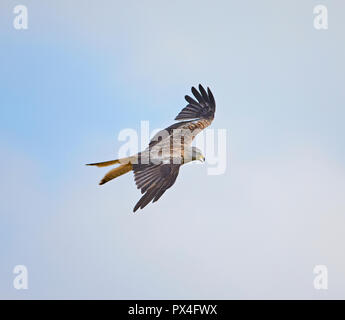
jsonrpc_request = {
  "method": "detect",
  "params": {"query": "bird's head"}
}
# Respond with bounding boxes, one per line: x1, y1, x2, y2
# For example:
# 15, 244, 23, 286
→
191, 147, 205, 163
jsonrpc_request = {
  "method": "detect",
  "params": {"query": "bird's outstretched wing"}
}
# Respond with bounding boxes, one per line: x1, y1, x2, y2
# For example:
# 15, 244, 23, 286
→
175, 84, 216, 121
132, 163, 180, 212
147, 85, 216, 155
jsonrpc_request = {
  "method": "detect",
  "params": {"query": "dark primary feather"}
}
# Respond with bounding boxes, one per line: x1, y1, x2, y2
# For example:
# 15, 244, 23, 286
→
132, 163, 180, 212
207, 87, 215, 106
175, 84, 216, 121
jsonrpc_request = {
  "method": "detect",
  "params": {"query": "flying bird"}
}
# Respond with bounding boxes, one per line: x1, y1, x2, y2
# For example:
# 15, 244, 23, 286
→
87, 84, 216, 212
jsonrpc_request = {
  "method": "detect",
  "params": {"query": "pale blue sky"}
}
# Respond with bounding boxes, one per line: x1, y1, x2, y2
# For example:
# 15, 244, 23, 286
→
1, 0, 345, 299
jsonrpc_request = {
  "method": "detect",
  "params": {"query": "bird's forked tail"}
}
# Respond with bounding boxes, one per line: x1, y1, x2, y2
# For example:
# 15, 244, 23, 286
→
86, 158, 133, 185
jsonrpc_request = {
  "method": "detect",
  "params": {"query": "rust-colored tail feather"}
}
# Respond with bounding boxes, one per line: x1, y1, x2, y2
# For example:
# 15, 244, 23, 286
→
86, 159, 120, 167
99, 163, 132, 185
